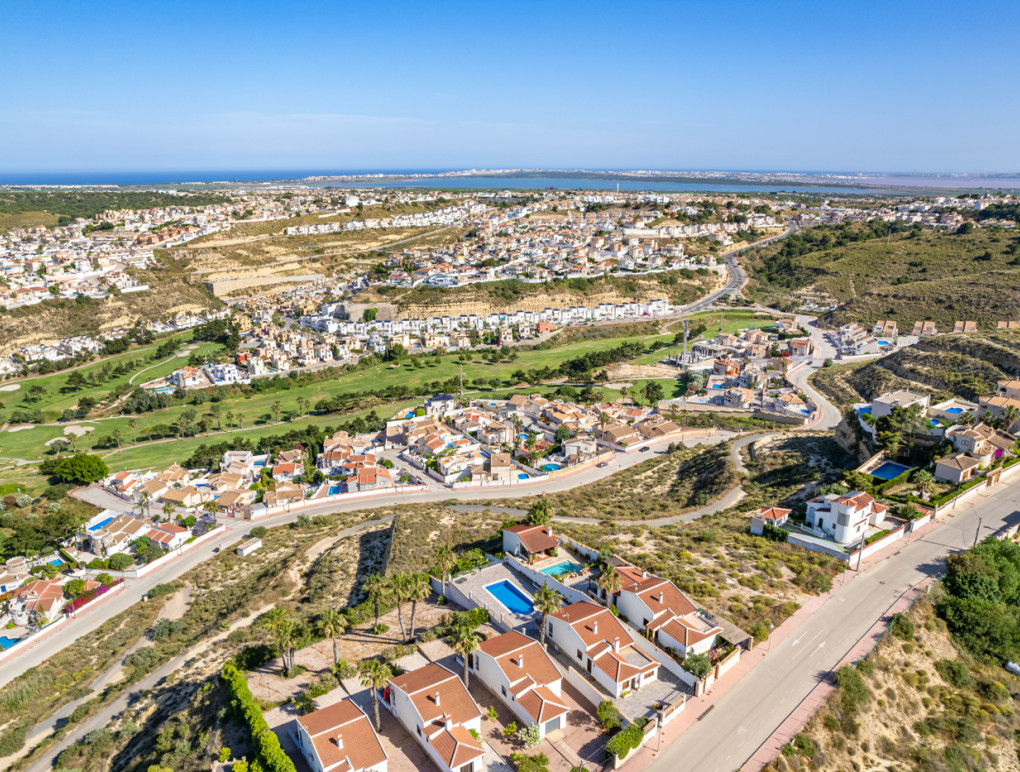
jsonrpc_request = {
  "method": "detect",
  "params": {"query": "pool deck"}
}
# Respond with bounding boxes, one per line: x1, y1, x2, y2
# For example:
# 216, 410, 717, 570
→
450, 563, 537, 631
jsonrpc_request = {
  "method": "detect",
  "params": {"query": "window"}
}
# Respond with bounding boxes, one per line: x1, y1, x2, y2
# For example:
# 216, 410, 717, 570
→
577, 649, 584, 661
547, 623, 553, 638
501, 685, 507, 696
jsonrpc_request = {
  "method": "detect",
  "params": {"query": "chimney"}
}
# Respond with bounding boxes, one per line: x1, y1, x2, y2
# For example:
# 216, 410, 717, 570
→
614, 637, 620, 652
518, 654, 524, 668
641, 569, 648, 579
592, 620, 598, 635
657, 591, 663, 604
434, 692, 441, 707
333, 735, 344, 750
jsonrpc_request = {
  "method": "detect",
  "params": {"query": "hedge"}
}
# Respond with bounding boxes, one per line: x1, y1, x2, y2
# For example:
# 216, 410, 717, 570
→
221, 663, 297, 772
606, 717, 649, 760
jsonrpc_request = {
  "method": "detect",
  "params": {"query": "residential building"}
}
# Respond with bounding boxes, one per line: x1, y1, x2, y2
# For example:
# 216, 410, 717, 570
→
502, 524, 559, 562
805, 491, 889, 545
293, 699, 388, 772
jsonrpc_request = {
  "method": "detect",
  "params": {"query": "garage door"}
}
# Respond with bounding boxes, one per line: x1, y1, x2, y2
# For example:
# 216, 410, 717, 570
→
545, 716, 562, 733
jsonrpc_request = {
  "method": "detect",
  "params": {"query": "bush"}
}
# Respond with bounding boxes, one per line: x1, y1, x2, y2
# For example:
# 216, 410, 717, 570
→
596, 700, 622, 731
683, 653, 711, 679
148, 582, 177, 599
250, 526, 267, 538
606, 722, 645, 760
108, 553, 133, 571
233, 644, 277, 672
834, 665, 870, 713
889, 612, 914, 641
0, 724, 27, 756
150, 618, 184, 641
55, 453, 109, 484
934, 659, 972, 689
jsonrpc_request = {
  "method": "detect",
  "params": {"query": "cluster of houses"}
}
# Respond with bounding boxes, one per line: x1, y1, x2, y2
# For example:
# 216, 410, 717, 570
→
286, 522, 747, 772
284, 202, 488, 237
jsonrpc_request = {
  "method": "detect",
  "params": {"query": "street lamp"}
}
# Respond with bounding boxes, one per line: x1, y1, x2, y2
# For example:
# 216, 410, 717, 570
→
767, 622, 775, 652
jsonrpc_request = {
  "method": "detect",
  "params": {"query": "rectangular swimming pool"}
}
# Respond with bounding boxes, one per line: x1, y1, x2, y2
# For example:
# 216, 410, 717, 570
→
540, 559, 584, 578
869, 461, 914, 481
485, 580, 534, 615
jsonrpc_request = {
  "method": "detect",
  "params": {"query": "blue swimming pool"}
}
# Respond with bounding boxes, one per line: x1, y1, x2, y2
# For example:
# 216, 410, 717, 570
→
944, 407, 964, 414
88, 516, 114, 532
869, 461, 915, 481
48, 558, 64, 568
486, 581, 534, 615
540, 559, 584, 578
517, 473, 529, 480
857, 406, 872, 415
0, 635, 21, 651
541, 463, 562, 473
328, 484, 342, 496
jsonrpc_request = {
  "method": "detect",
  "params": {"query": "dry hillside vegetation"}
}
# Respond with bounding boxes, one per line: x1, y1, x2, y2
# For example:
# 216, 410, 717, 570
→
386, 503, 505, 576
764, 595, 1020, 772
812, 330, 1020, 412
0, 255, 220, 355
746, 224, 1020, 326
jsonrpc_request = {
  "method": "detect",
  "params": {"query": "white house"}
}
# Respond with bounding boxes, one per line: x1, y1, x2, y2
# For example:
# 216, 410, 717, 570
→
472, 631, 570, 737
749, 506, 792, 535
293, 698, 388, 772
502, 524, 559, 563
386, 664, 485, 772
546, 601, 659, 697
148, 522, 189, 551
613, 566, 722, 658
871, 390, 930, 420
805, 491, 889, 545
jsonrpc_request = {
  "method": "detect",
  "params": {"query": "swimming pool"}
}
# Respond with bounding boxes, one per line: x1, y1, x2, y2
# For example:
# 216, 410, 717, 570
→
878, 340, 892, 347
869, 460, 915, 481
328, 484, 343, 496
944, 407, 964, 414
856, 406, 872, 415
0, 635, 21, 651
517, 473, 529, 480
540, 559, 584, 578
47, 558, 64, 568
541, 463, 562, 473
485, 581, 534, 615
88, 516, 114, 532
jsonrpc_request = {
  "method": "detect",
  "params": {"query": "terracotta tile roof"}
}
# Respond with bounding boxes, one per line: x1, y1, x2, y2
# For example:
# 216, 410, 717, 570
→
296, 699, 387, 772
479, 632, 562, 692
755, 506, 792, 521
504, 524, 558, 554
389, 664, 481, 726
517, 685, 570, 724
429, 725, 484, 769
550, 602, 630, 648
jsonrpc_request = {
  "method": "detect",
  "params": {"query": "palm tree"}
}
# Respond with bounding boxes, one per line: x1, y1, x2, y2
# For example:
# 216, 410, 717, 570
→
358, 658, 394, 732
272, 400, 283, 424
225, 411, 235, 430
1005, 404, 1019, 431
391, 573, 411, 641
407, 573, 432, 640
134, 491, 151, 519
162, 501, 175, 520
319, 609, 348, 667
127, 418, 137, 443
262, 608, 295, 675
533, 584, 563, 648
297, 396, 308, 417
596, 565, 622, 604
210, 403, 222, 431
450, 626, 479, 688
434, 545, 457, 598
113, 429, 123, 448
363, 573, 389, 629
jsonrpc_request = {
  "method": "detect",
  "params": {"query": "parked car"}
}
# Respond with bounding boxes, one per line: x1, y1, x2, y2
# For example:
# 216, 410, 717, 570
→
639, 446, 651, 452
597, 462, 609, 468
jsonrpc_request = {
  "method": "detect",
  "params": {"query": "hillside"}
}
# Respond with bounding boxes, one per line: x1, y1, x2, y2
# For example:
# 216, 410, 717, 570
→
766, 538, 1020, 772
357, 270, 722, 322
0, 254, 222, 355
745, 223, 1020, 326
0, 190, 230, 230
812, 329, 1020, 411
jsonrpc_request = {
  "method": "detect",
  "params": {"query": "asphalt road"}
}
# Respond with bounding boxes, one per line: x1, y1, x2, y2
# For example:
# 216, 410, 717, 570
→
648, 470, 1020, 772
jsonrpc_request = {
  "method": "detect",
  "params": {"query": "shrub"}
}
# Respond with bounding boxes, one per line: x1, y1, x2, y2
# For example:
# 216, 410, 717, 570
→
511, 752, 550, 772
889, 613, 914, 641
150, 618, 183, 641
683, 653, 711, 679
934, 659, 972, 689
979, 680, 1010, 704
606, 722, 645, 760
835, 666, 870, 713
251, 526, 267, 538
233, 644, 277, 671
518, 722, 541, 748
503, 720, 518, 737
148, 582, 177, 599
108, 553, 133, 571
596, 700, 622, 731
371, 623, 389, 635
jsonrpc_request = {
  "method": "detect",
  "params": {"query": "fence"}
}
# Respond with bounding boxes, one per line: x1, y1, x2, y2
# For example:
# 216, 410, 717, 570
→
83, 525, 225, 579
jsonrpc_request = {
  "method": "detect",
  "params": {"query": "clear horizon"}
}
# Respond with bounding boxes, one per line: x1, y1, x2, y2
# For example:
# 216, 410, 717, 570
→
2, 0, 1018, 174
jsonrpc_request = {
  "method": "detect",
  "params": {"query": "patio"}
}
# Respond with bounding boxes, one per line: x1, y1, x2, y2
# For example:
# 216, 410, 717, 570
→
614, 667, 691, 722
450, 562, 538, 631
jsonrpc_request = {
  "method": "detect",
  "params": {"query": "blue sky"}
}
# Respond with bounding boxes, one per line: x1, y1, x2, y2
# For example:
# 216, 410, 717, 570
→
2, 0, 1018, 173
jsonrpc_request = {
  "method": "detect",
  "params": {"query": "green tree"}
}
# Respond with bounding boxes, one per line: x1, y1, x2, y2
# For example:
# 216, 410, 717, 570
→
450, 626, 480, 688
363, 573, 389, 629
526, 498, 553, 526
434, 544, 457, 598
533, 584, 563, 647
319, 609, 349, 667
642, 380, 665, 406
358, 658, 393, 732
56, 453, 109, 484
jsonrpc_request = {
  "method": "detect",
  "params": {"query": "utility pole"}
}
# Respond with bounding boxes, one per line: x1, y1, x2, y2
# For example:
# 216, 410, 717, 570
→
973, 517, 983, 548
